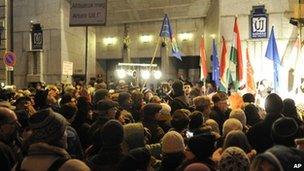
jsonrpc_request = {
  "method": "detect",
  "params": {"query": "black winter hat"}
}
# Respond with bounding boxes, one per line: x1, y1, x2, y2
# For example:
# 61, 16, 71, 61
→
271, 117, 300, 147
29, 108, 67, 146
188, 134, 215, 161
93, 89, 109, 105
101, 120, 124, 147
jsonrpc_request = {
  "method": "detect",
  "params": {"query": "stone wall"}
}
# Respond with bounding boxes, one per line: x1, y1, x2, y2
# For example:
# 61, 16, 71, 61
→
13, 0, 97, 87
95, 18, 205, 59
219, 0, 298, 93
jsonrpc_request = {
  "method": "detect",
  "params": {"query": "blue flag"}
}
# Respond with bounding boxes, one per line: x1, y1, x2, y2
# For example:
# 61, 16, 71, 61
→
212, 39, 220, 87
159, 14, 182, 60
159, 14, 172, 39
265, 26, 280, 93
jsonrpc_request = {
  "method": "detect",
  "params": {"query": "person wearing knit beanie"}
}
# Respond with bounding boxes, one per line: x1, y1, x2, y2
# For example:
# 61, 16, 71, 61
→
101, 120, 124, 147
162, 131, 185, 153
219, 147, 250, 171
28, 108, 68, 148
271, 117, 301, 147
187, 135, 215, 161
88, 120, 125, 171
160, 131, 186, 171
92, 89, 109, 107
171, 109, 190, 133
189, 111, 204, 132
179, 134, 216, 171
123, 123, 145, 151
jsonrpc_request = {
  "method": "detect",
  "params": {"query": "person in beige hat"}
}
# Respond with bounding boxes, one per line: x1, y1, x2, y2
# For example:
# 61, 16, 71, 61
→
160, 131, 185, 171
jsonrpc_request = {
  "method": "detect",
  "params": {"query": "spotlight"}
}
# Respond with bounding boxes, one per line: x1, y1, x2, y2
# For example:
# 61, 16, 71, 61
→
116, 69, 126, 79
127, 70, 133, 76
141, 70, 150, 80
153, 70, 162, 79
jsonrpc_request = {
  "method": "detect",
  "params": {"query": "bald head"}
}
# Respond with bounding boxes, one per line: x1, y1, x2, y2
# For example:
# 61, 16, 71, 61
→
0, 107, 17, 125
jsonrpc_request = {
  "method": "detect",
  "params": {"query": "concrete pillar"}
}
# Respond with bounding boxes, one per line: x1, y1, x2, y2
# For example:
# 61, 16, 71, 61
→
122, 24, 131, 63
161, 40, 170, 80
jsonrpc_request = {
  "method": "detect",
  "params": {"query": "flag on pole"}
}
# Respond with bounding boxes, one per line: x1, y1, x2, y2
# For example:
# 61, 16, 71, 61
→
200, 36, 208, 80
219, 36, 228, 91
211, 39, 220, 87
229, 17, 243, 89
246, 47, 256, 93
159, 14, 182, 60
265, 26, 280, 93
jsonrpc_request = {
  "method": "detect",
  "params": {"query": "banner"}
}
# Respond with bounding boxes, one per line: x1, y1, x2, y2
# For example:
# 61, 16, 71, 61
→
70, 0, 107, 26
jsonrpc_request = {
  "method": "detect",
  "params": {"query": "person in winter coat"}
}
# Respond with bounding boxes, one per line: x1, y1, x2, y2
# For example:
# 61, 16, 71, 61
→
12, 108, 89, 171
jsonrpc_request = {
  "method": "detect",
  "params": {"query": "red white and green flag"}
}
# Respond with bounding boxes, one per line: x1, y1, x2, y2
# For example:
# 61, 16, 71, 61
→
228, 17, 243, 89
200, 36, 208, 80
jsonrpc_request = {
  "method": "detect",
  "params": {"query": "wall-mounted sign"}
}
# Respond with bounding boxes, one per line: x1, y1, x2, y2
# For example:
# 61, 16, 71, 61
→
62, 61, 73, 76
31, 23, 43, 50
69, 0, 107, 26
250, 5, 268, 39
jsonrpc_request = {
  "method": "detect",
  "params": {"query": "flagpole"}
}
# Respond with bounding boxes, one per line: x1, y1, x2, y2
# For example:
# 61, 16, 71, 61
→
149, 37, 161, 69
142, 37, 161, 89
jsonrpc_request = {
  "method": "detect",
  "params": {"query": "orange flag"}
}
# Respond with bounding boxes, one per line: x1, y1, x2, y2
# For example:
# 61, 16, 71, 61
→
200, 36, 208, 80
246, 47, 255, 93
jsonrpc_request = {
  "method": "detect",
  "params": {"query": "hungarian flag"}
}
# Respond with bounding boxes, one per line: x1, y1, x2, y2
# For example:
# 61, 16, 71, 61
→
219, 36, 228, 91
246, 48, 256, 93
229, 17, 243, 89
200, 36, 208, 80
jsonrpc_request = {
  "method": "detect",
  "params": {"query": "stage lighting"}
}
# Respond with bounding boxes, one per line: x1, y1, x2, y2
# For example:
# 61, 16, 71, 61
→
153, 70, 162, 79
116, 69, 126, 79
141, 70, 150, 80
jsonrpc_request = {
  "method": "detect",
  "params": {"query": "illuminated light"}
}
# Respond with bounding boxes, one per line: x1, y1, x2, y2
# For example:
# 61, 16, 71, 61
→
178, 32, 193, 41
153, 70, 162, 79
210, 34, 216, 39
126, 70, 133, 76
141, 70, 150, 80
103, 37, 117, 46
140, 35, 153, 43
116, 69, 126, 79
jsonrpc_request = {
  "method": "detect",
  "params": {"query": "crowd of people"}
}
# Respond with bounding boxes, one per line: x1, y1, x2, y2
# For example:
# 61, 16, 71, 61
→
0, 79, 304, 171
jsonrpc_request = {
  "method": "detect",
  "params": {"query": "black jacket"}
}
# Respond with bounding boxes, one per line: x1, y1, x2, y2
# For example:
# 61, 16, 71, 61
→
247, 113, 282, 153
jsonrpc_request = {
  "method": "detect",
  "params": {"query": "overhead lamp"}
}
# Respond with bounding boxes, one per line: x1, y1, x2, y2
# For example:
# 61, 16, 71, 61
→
116, 69, 126, 79
178, 32, 193, 41
103, 37, 117, 46
140, 35, 153, 43
141, 70, 150, 80
153, 70, 162, 79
